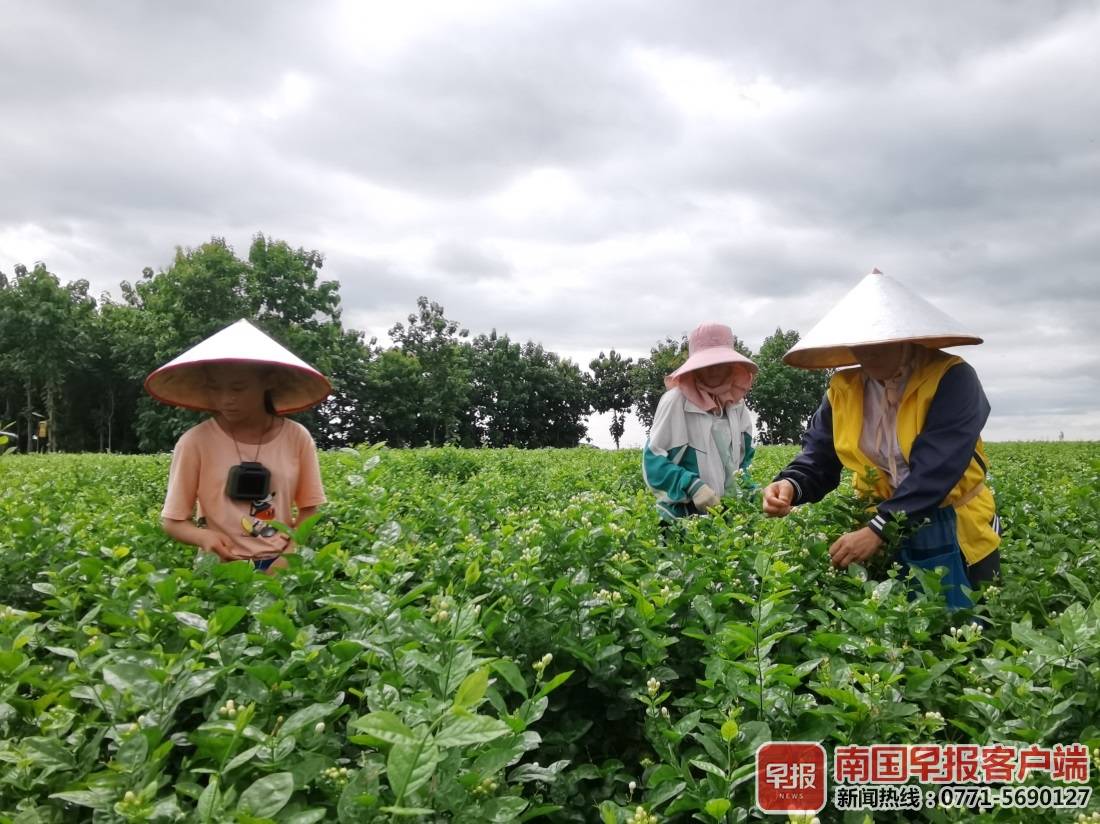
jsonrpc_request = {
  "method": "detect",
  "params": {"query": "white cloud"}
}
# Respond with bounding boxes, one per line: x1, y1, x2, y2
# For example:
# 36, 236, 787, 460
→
0, 0, 1097, 443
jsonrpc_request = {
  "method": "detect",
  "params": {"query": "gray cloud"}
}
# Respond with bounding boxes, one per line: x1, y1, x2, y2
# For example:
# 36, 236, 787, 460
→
1, 0, 1098, 442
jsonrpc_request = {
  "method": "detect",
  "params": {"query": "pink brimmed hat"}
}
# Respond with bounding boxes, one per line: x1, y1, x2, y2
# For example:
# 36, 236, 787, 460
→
145, 319, 332, 414
665, 322, 758, 387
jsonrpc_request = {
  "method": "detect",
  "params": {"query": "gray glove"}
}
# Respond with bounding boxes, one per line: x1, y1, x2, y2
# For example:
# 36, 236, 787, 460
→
692, 483, 721, 512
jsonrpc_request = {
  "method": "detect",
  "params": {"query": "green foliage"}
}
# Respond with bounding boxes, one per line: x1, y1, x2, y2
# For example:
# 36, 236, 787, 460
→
744, 328, 831, 445
589, 351, 634, 449
631, 337, 688, 431
467, 333, 590, 448
0, 264, 97, 452
1, 444, 1098, 821
2, 238, 838, 454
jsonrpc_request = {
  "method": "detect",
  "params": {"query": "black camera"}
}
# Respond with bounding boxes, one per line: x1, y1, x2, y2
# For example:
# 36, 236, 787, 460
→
226, 462, 271, 500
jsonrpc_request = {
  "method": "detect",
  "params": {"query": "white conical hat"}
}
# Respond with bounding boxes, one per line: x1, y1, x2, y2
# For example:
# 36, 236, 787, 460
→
783, 269, 983, 369
145, 319, 331, 413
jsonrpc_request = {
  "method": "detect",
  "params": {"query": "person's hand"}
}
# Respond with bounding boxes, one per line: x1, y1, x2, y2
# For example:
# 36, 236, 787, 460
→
829, 527, 883, 569
762, 480, 796, 517
199, 531, 241, 561
692, 483, 722, 513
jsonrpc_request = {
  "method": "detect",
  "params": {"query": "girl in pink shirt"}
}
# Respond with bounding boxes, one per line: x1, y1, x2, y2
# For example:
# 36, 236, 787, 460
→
146, 320, 330, 573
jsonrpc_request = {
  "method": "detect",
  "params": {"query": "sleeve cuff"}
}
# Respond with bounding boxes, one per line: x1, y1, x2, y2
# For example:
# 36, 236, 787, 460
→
687, 478, 706, 498
774, 474, 803, 505
867, 509, 895, 538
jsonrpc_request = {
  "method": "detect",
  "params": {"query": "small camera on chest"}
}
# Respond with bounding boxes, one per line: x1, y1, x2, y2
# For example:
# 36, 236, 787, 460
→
226, 461, 271, 500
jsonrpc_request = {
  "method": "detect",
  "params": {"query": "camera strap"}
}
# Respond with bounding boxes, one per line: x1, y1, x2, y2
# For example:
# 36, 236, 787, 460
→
229, 415, 277, 467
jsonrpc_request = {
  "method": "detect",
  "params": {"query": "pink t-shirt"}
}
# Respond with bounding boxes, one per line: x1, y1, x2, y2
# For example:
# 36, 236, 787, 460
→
162, 418, 326, 560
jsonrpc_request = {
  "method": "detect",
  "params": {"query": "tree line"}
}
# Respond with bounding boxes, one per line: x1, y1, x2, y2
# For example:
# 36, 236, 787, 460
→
0, 234, 829, 453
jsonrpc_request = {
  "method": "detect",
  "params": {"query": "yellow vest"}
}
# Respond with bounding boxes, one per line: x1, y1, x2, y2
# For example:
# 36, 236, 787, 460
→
827, 351, 999, 565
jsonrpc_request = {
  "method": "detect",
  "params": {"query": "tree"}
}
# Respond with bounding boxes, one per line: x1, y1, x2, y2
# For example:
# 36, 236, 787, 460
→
357, 348, 426, 447
631, 336, 688, 431
465, 331, 590, 447
467, 331, 526, 446
112, 234, 363, 451
745, 328, 831, 444
388, 297, 472, 446
0, 263, 97, 451
588, 350, 634, 448
517, 342, 589, 447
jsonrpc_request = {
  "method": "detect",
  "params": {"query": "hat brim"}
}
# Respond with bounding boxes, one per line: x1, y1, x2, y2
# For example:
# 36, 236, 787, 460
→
666, 347, 758, 386
783, 334, 983, 370
145, 358, 332, 414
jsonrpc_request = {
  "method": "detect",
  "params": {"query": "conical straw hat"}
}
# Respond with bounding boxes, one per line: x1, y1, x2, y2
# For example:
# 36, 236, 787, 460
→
783, 269, 982, 369
145, 319, 331, 413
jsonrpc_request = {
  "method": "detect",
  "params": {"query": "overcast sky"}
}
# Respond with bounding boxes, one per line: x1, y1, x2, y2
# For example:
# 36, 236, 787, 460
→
2, 1, 1097, 447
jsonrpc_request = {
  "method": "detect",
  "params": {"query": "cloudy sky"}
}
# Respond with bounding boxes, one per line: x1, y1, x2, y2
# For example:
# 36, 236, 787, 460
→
2, 1, 1097, 446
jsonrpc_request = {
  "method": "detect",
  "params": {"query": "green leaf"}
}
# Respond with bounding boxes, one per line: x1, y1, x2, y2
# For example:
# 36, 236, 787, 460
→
387, 737, 440, 800
508, 759, 569, 783
195, 774, 218, 818
454, 667, 490, 710
534, 670, 573, 699
208, 605, 248, 636
102, 662, 161, 705
436, 714, 512, 748
115, 732, 149, 767
283, 810, 329, 824
245, 663, 281, 686
491, 659, 528, 697
692, 594, 718, 632
648, 780, 688, 806
871, 579, 894, 601
352, 711, 416, 745
258, 604, 298, 641
482, 796, 529, 821
280, 694, 344, 737
378, 807, 436, 817
1011, 621, 1063, 657
1062, 571, 1091, 602
465, 559, 481, 586
223, 744, 262, 775
237, 771, 294, 818
705, 798, 731, 818
293, 511, 323, 545
599, 800, 619, 824
519, 803, 563, 822
720, 719, 739, 742
690, 759, 726, 779
49, 789, 114, 810
0, 650, 26, 674
173, 611, 209, 632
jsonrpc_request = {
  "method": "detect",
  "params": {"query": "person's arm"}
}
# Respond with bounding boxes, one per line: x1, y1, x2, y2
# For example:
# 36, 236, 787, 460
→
773, 394, 844, 504
643, 440, 707, 503
161, 431, 240, 560
293, 506, 319, 527
867, 362, 990, 537
162, 517, 240, 560
293, 426, 327, 523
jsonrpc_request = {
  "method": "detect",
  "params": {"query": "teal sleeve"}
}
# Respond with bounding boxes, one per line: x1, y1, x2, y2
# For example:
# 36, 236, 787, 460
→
739, 431, 758, 489
643, 441, 705, 502
739, 431, 755, 471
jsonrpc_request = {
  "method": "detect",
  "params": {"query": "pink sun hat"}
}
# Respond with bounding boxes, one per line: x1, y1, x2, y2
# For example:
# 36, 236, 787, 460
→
665, 322, 758, 388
